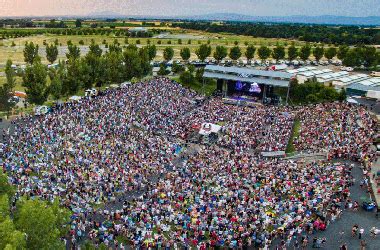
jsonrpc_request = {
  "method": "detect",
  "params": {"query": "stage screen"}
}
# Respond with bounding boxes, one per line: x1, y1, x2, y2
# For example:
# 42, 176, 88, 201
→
235, 81, 261, 94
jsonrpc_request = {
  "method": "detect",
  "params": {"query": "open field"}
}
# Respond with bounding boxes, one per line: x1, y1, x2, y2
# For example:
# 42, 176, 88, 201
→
0, 76, 25, 92
0, 28, 308, 66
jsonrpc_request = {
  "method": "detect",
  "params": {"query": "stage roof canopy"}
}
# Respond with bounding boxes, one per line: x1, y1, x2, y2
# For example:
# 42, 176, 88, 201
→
203, 65, 292, 87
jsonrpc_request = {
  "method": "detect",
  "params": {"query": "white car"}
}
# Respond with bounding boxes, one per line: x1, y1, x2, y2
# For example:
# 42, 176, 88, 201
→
341, 67, 354, 72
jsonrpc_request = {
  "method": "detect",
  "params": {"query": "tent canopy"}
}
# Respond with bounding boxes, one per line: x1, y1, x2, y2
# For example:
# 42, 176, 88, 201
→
199, 123, 222, 136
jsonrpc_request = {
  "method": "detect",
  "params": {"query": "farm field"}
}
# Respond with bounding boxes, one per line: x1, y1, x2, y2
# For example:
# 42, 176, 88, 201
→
0, 28, 307, 66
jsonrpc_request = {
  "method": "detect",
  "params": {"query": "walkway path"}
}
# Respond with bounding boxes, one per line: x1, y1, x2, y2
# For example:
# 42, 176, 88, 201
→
370, 157, 380, 206
311, 162, 380, 250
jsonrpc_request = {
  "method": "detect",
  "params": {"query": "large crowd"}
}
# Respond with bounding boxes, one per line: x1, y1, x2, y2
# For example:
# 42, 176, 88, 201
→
294, 103, 377, 167
0, 77, 377, 249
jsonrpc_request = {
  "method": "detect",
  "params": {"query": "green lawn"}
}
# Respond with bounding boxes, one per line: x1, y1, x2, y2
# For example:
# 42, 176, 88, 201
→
285, 119, 301, 154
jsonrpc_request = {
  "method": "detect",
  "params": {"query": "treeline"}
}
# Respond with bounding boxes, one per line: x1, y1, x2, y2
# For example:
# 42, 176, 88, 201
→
290, 80, 346, 104
0, 28, 156, 39
174, 22, 380, 45
0, 19, 34, 28
2, 40, 156, 106
167, 43, 379, 69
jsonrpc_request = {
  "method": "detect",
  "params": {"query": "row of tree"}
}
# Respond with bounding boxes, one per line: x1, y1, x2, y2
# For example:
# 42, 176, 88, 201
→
175, 22, 380, 45
20, 40, 156, 105
0, 28, 157, 39
159, 44, 379, 68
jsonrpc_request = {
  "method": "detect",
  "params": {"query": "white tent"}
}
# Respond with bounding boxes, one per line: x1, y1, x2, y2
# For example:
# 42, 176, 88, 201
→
199, 123, 222, 136
346, 97, 359, 104
69, 96, 82, 101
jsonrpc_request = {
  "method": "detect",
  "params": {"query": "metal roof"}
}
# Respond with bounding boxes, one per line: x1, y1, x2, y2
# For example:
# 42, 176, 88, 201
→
203, 71, 290, 87
204, 65, 293, 79
286, 67, 316, 74
334, 74, 369, 84
346, 83, 380, 92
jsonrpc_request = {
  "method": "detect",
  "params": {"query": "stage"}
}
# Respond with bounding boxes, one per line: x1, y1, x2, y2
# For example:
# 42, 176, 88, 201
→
203, 65, 292, 105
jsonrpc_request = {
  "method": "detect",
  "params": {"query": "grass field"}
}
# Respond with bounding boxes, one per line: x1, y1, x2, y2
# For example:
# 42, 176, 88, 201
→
285, 119, 301, 154
0, 28, 308, 66
0, 76, 25, 91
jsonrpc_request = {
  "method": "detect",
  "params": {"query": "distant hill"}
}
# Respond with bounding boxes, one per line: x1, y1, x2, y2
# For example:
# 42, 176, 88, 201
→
85, 12, 380, 26
87, 11, 127, 19
2, 12, 380, 26
177, 13, 380, 26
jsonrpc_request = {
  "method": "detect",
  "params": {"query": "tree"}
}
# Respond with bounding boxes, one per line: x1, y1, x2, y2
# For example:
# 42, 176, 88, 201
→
147, 45, 157, 61
123, 48, 143, 80
195, 67, 205, 83
86, 42, 103, 86
324, 47, 337, 60
195, 44, 211, 61
23, 42, 39, 64
229, 46, 242, 61
180, 71, 195, 86
88, 40, 103, 57
313, 46, 324, 61
66, 44, 81, 60
157, 63, 169, 76
15, 199, 62, 249
75, 19, 82, 28
342, 49, 361, 67
287, 44, 298, 61
337, 45, 349, 60
257, 46, 271, 60
0, 171, 14, 198
0, 217, 26, 249
49, 75, 63, 100
180, 47, 191, 61
62, 58, 92, 94
213, 46, 228, 62
46, 44, 58, 64
299, 44, 312, 61
172, 62, 185, 74
163, 47, 174, 61
139, 47, 153, 77
339, 89, 347, 101
0, 194, 10, 220
108, 44, 122, 54
306, 94, 318, 104
360, 46, 377, 67
0, 61, 15, 112
188, 64, 196, 74
22, 58, 49, 105
272, 45, 286, 61
245, 45, 256, 61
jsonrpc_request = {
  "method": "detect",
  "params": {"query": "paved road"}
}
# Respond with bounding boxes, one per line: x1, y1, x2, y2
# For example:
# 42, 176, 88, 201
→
309, 162, 380, 250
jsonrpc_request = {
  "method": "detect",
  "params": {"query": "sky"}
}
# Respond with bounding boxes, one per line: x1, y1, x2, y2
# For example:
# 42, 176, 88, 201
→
1, 0, 380, 17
